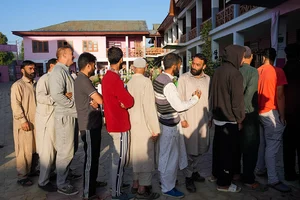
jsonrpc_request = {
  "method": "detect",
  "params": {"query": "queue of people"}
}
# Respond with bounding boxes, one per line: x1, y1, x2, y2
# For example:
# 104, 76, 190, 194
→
10, 44, 298, 200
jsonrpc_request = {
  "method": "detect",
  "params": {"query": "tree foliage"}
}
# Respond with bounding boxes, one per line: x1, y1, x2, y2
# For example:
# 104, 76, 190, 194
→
0, 32, 15, 65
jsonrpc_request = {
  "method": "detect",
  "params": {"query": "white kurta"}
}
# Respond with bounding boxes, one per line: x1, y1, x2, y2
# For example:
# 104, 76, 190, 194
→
127, 74, 160, 173
35, 73, 55, 154
177, 72, 211, 155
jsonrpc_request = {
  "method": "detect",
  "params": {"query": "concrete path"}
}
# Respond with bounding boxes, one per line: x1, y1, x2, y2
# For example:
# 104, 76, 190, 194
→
0, 82, 300, 200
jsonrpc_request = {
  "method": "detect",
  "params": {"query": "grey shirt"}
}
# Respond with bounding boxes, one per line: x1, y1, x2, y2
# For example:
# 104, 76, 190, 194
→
48, 62, 77, 118
74, 72, 102, 130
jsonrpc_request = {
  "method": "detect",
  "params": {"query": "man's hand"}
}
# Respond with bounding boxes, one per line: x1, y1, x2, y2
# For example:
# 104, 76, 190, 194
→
181, 120, 189, 128
65, 92, 72, 99
90, 100, 99, 109
193, 90, 202, 99
21, 121, 31, 131
151, 133, 159, 142
238, 123, 243, 131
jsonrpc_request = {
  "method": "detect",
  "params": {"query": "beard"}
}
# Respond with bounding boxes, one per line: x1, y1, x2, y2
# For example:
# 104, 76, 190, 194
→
88, 70, 95, 77
24, 71, 35, 80
173, 67, 179, 77
191, 68, 203, 76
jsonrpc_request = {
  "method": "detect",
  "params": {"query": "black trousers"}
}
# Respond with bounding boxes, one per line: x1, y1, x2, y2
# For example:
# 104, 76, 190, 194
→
234, 112, 260, 184
212, 123, 239, 187
80, 128, 101, 198
283, 120, 300, 179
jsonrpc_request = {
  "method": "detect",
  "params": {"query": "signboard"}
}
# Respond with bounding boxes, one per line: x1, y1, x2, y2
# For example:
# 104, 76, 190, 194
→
0, 44, 17, 52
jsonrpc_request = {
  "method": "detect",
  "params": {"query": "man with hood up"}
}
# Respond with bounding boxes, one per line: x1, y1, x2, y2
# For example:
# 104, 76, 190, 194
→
209, 44, 245, 192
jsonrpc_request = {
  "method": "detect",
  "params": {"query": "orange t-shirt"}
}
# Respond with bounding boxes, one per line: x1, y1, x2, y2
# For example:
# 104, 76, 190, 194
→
258, 64, 288, 114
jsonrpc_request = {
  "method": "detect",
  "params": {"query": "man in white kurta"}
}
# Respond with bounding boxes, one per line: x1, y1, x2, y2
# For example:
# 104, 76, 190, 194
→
127, 58, 160, 199
153, 53, 201, 198
35, 58, 57, 191
177, 54, 211, 193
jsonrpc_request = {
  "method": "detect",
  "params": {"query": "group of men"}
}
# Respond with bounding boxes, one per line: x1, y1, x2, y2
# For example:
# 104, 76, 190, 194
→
10, 42, 298, 200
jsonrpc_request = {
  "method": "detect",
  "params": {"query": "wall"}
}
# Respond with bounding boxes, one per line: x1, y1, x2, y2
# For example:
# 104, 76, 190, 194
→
24, 36, 107, 60
0, 66, 9, 82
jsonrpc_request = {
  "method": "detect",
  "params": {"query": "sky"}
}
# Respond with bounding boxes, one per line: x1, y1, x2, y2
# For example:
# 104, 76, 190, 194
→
0, 0, 170, 44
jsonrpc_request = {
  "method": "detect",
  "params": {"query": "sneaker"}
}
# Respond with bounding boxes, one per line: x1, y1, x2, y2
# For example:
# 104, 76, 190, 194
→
57, 184, 79, 196
162, 188, 184, 199
67, 173, 82, 181
38, 182, 57, 192
192, 172, 205, 182
185, 177, 196, 193
111, 192, 135, 200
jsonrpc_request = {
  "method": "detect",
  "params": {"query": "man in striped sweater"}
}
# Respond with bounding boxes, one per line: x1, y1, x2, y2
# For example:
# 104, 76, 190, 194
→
153, 53, 201, 199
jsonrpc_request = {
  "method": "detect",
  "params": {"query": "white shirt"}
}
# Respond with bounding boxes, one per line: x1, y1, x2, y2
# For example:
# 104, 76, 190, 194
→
162, 72, 199, 112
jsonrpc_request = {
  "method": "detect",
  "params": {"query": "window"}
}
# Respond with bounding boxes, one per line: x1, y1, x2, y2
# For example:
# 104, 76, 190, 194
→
32, 41, 49, 53
57, 40, 73, 48
108, 41, 121, 48
83, 40, 98, 52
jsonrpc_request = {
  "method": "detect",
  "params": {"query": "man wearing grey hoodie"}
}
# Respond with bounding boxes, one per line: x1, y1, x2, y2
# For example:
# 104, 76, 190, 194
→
209, 44, 245, 193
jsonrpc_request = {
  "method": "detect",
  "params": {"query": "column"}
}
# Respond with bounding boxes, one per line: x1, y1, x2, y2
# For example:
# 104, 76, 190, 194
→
233, 4, 240, 18
172, 24, 178, 43
178, 19, 183, 42
276, 16, 287, 67
168, 29, 172, 43
186, 49, 192, 72
186, 10, 191, 41
211, 0, 219, 29
43, 62, 47, 73
233, 32, 244, 46
211, 40, 219, 62
125, 36, 129, 71
196, 45, 201, 53
143, 36, 146, 57
164, 33, 168, 46
196, 0, 203, 36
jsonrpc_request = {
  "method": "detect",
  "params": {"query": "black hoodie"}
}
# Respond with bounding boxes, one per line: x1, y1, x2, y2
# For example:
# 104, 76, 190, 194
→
210, 44, 245, 123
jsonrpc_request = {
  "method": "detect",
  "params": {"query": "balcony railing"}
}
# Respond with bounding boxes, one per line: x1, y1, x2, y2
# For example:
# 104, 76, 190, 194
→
216, 4, 234, 27
180, 34, 186, 43
188, 27, 197, 41
239, 5, 257, 15
106, 47, 165, 57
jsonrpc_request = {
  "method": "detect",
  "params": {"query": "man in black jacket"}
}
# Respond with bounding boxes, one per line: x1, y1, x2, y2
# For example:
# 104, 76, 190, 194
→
210, 44, 245, 193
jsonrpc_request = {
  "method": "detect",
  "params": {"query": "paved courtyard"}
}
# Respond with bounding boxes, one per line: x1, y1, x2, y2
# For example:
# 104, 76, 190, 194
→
0, 82, 300, 200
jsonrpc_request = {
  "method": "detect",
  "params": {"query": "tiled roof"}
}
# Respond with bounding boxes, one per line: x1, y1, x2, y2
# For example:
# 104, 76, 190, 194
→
32, 20, 149, 32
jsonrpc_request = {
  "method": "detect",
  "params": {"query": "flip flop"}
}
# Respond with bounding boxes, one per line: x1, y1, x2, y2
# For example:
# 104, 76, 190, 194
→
17, 177, 33, 187
217, 183, 241, 193
268, 181, 291, 193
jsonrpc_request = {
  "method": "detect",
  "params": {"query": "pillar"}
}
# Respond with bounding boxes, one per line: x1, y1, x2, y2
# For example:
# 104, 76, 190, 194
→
43, 62, 47, 73
125, 36, 129, 71
233, 4, 240, 18
168, 29, 172, 43
164, 33, 168, 46
196, 0, 203, 36
143, 36, 146, 57
186, 10, 192, 41
211, 0, 219, 29
211, 40, 219, 62
233, 32, 244, 46
196, 45, 201, 53
172, 24, 178, 43
178, 19, 183, 42
276, 17, 287, 67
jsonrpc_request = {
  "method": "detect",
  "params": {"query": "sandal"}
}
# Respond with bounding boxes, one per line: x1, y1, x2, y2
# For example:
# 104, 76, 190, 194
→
244, 182, 268, 192
217, 183, 241, 193
136, 191, 160, 199
17, 177, 33, 186
268, 181, 291, 193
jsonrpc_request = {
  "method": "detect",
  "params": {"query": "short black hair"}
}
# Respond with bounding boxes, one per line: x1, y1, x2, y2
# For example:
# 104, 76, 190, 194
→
78, 52, 97, 71
262, 48, 277, 62
46, 58, 57, 71
163, 53, 180, 70
193, 53, 207, 65
21, 60, 35, 69
107, 47, 123, 65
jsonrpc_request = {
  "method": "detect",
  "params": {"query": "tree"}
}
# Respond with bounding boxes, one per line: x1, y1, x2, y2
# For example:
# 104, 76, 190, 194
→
19, 40, 24, 60
0, 32, 15, 65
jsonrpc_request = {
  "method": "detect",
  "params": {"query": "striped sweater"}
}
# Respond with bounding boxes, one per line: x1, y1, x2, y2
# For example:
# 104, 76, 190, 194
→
153, 73, 180, 126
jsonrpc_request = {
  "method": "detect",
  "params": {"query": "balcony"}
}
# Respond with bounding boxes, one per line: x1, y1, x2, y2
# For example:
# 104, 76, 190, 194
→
106, 47, 165, 58
188, 27, 197, 41
216, 4, 234, 27
180, 34, 186, 43
239, 5, 257, 15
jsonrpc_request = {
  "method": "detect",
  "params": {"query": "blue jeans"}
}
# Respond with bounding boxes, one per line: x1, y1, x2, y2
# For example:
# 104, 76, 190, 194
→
256, 110, 285, 184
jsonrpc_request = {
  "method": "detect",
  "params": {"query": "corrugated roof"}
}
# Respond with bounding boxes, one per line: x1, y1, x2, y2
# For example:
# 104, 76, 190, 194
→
32, 20, 149, 32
